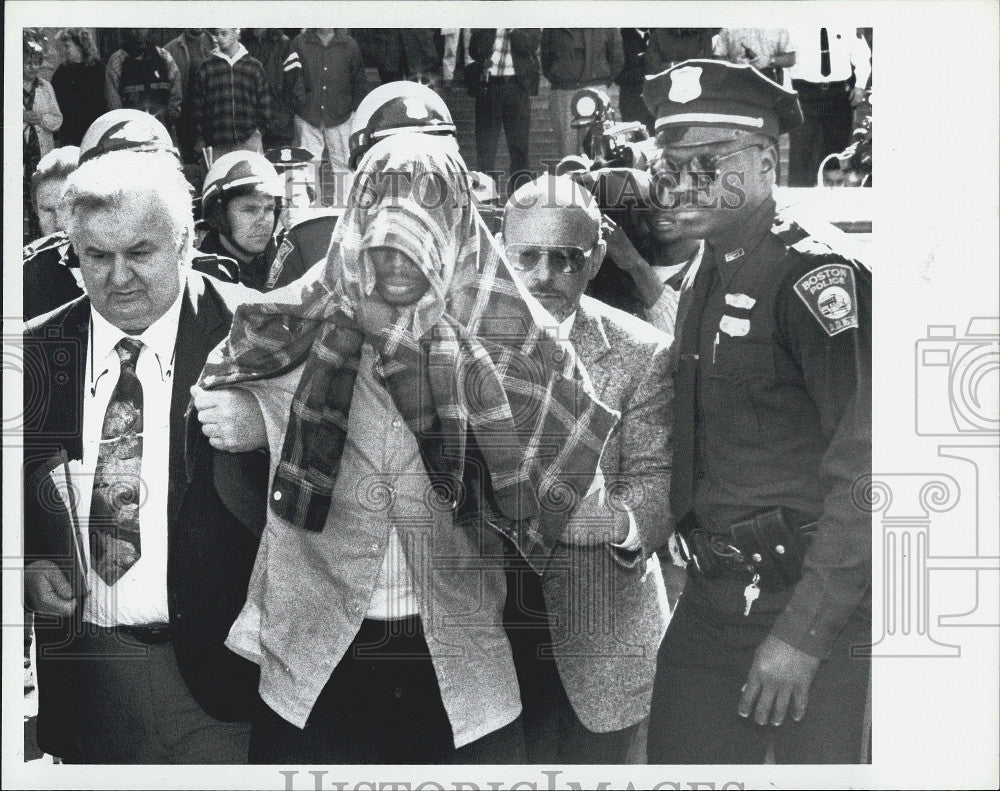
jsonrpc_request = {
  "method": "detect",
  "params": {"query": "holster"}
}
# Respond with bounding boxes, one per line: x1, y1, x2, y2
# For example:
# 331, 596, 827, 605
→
677, 509, 817, 591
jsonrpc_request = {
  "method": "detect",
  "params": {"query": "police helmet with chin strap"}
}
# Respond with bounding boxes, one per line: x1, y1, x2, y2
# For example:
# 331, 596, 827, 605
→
201, 151, 284, 246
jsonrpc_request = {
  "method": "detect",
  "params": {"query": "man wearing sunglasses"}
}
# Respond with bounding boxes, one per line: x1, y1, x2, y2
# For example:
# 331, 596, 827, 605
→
499, 175, 672, 763
641, 61, 872, 764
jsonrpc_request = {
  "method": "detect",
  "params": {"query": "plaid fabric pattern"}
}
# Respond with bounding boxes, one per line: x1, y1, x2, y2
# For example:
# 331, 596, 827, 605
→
191, 49, 270, 147
195, 137, 618, 561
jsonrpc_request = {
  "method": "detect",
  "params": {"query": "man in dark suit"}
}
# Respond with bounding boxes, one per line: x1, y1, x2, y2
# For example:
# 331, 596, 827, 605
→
22, 148, 263, 763
464, 29, 540, 190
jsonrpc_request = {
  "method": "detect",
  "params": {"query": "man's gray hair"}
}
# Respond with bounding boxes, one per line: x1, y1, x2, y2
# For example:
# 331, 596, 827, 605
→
62, 150, 195, 253
30, 146, 80, 205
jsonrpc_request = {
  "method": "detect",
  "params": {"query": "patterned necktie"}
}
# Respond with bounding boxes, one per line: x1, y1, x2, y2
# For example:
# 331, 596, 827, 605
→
669, 247, 718, 523
89, 337, 144, 585
820, 28, 832, 77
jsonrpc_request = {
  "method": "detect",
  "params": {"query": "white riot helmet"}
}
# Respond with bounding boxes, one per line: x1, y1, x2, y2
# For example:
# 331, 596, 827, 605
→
348, 81, 457, 169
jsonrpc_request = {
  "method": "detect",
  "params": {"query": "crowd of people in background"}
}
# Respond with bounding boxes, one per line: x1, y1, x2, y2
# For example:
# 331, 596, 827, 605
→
23, 26, 873, 244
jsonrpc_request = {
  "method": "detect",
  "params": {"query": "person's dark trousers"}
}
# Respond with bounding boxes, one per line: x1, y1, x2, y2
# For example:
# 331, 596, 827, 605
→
503, 544, 638, 764
618, 81, 654, 133
175, 104, 199, 164
249, 616, 526, 764
73, 626, 251, 763
647, 570, 871, 764
474, 75, 533, 193
787, 80, 854, 186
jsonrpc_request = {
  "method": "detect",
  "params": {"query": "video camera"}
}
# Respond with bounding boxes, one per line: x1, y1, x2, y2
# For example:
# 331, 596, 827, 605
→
555, 87, 660, 174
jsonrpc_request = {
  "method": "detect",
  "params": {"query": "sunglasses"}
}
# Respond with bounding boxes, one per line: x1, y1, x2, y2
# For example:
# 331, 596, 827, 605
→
504, 244, 597, 275
650, 144, 765, 190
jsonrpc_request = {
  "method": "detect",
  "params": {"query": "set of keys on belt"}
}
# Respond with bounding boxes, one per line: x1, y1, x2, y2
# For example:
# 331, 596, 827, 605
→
743, 573, 761, 616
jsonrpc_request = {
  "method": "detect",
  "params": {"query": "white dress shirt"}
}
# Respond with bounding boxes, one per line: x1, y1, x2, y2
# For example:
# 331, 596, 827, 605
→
787, 26, 871, 87
79, 289, 183, 626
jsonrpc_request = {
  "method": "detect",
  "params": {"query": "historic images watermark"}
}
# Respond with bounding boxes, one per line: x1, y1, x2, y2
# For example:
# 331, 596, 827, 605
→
857, 317, 998, 658
277, 770, 746, 791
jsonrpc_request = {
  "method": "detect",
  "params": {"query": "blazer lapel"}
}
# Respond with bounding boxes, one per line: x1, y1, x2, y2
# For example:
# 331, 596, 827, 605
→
167, 273, 230, 525
569, 300, 614, 398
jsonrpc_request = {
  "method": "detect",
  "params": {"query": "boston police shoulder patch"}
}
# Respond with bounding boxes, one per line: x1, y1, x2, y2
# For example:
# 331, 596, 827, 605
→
793, 262, 859, 336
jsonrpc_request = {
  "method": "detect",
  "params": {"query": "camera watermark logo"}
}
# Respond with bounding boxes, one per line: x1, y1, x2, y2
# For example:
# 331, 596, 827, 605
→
915, 318, 999, 436
861, 316, 1000, 658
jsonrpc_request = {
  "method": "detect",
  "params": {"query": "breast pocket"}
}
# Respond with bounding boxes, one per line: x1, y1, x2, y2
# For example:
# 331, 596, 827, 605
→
702, 340, 776, 440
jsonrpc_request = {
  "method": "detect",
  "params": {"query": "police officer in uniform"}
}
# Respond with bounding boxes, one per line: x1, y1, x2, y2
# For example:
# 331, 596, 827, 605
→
199, 151, 286, 291
263, 146, 341, 290
24, 109, 241, 320
642, 61, 872, 764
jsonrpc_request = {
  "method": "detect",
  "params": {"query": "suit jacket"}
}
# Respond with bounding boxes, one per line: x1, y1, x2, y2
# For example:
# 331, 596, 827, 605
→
22, 270, 265, 759
541, 295, 673, 733
465, 29, 541, 96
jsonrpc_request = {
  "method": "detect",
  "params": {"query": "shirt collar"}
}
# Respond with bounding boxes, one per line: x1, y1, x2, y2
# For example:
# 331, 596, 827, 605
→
213, 42, 248, 66
91, 282, 185, 379
707, 196, 776, 288
308, 29, 340, 46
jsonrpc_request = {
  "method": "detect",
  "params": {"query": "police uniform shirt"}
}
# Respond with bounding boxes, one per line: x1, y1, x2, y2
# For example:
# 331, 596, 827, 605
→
674, 195, 872, 658
266, 212, 339, 290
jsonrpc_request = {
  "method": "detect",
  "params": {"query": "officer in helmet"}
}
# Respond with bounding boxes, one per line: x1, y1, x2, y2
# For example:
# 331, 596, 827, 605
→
198, 150, 284, 291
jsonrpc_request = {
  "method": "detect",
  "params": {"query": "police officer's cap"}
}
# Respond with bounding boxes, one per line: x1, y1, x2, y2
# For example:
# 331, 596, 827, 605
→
79, 109, 179, 164
264, 147, 313, 172
349, 81, 456, 170
202, 151, 284, 214
643, 60, 803, 145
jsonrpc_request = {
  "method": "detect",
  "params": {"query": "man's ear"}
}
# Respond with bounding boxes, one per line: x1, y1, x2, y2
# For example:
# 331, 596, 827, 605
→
759, 142, 779, 177
588, 239, 607, 281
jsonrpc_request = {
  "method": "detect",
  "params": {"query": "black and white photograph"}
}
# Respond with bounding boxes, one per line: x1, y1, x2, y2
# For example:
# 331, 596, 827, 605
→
3, 2, 998, 790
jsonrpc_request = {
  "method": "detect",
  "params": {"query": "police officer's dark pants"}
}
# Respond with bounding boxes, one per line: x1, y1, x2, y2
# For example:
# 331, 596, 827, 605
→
787, 80, 854, 187
474, 76, 532, 190
249, 616, 526, 764
504, 547, 639, 764
647, 571, 871, 764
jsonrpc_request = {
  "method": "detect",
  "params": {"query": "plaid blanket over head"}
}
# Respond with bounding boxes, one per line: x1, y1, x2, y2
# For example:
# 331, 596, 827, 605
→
193, 135, 619, 562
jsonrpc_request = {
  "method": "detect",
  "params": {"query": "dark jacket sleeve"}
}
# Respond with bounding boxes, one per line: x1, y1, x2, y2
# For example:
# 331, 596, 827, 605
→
256, 60, 271, 131
190, 62, 206, 141
606, 28, 625, 83
510, 28, 541, 59
769, 255, 872, 658
352, 45, 368, 111
540, 29, 554, 79
282, 44, 306, 114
